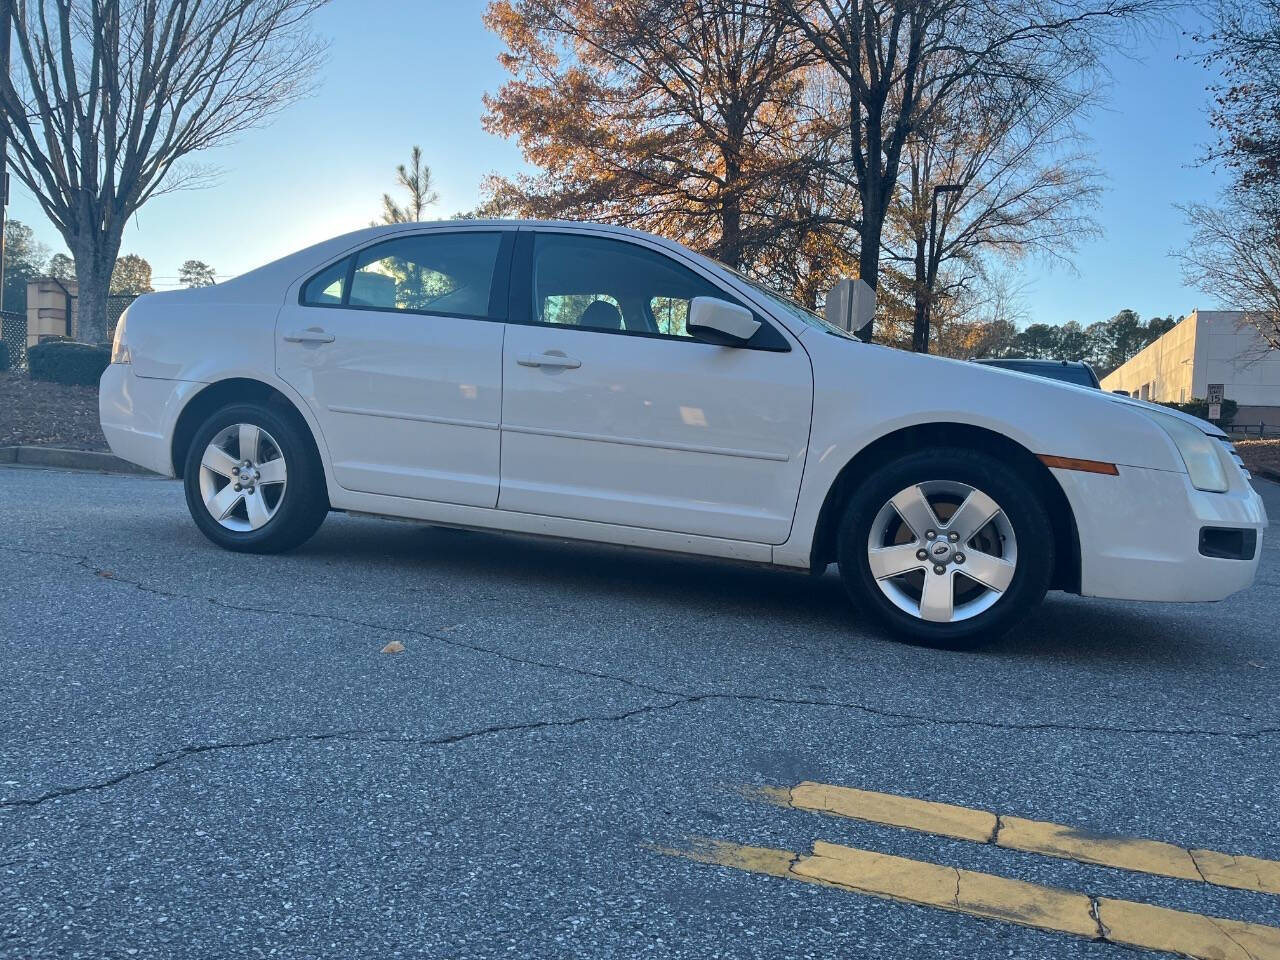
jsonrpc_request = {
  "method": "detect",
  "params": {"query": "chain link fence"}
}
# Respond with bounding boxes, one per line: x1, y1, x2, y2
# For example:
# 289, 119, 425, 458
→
1, 310, 26, 370
106, 295, 137, 342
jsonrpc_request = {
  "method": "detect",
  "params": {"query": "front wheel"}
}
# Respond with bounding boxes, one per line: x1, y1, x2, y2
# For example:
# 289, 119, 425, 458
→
837, 448, 1053, 649
183, 402, 328, 553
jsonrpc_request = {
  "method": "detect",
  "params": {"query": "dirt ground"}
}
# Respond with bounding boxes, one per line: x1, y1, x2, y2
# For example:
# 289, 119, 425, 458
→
1236, 438, 1280, 481
0, 370, 108, 450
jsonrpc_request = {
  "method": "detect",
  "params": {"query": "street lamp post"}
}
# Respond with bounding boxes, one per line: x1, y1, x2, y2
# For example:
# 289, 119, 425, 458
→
913, 182, 964, 354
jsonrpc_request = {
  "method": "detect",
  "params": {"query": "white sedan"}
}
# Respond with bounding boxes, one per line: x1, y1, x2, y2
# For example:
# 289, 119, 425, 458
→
100, 221, 1266, 648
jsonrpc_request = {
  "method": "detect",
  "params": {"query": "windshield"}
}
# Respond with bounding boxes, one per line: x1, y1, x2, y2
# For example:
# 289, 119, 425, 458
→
712, 264, 856, 339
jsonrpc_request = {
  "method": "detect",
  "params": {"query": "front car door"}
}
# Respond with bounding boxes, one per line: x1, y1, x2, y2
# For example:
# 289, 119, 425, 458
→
276, 228, 513, 506
499, 229, 813, 544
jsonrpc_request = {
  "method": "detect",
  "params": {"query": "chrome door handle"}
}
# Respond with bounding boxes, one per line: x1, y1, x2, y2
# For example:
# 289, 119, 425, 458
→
517, 353, 581, 369
283, 329, 335, 344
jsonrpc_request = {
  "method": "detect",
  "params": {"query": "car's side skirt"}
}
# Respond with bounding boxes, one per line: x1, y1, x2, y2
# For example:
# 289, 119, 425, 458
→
331, 487, 794, 566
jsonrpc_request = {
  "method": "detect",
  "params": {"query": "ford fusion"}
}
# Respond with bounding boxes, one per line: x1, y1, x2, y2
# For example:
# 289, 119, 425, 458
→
99, 221, 1266, 648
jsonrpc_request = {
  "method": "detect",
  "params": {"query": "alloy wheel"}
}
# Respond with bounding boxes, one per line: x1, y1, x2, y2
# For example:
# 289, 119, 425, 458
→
197, 423, 288, 532
866, 480, 1017, 624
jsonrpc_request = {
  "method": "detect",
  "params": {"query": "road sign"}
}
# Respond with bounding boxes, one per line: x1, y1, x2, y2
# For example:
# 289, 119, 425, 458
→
1207, 383, 1224, 404
824, 278, 876, 335
1208, 403, 1222, 420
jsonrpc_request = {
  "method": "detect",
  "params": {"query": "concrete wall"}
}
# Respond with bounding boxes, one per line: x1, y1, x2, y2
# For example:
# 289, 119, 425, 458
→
25, 278, 79, 345
1191, 310, 1280, 407
1100, 310, 1280, 405
1099, 313, 1198, 402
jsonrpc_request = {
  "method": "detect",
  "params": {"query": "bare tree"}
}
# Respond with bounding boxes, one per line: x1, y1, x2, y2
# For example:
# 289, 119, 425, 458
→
1179, 187, 1280, 352
1194, 0, 1280, 190
885, 85, 1101, 352
379, 145, 439, 224
483, 0, 827, 271
774, 0, 1164, 338
0, 0, 328, 343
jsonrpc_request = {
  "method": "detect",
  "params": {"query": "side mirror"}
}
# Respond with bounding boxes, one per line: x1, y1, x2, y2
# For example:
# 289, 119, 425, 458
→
687, 297, 760, 346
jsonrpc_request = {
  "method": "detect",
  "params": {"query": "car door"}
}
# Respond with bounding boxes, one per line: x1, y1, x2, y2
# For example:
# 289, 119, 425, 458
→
276, 228, 513, 506
498, 229, 812, 544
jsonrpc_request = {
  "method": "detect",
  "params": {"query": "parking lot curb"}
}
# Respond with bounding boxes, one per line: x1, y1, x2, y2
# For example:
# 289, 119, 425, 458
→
0, 446, 160, 476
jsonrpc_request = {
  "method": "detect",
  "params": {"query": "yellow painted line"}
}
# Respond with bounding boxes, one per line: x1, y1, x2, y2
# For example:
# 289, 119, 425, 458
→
755, 782, 1280, 896
665, 837, 1280, 960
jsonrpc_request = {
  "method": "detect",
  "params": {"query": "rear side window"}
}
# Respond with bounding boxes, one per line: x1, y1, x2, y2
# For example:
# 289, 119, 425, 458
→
302, 258, 349, 305
300, 232, 505, 319
351, 233, 502, 318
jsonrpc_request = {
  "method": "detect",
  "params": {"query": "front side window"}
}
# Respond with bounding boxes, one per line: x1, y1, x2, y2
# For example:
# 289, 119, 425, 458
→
303, 232, 504, 318
531, 233, 737, 340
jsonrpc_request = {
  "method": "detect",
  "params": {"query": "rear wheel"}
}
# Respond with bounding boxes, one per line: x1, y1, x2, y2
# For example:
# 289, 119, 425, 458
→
837, 448, 1053, 649
183, 402, 327, 553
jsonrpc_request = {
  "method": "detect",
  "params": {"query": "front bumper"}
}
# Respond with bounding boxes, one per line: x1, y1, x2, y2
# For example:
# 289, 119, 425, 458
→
99, 364, 180, 477
1052, 463, 1266, 603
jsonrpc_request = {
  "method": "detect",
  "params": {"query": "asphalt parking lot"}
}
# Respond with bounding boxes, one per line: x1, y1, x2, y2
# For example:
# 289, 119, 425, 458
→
2, 465, 1278, 960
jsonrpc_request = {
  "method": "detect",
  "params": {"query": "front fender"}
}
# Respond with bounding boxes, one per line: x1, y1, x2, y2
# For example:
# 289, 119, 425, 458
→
774, 331, 1183, 569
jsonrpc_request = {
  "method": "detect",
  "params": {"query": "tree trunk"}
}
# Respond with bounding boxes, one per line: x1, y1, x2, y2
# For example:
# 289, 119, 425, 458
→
720, 142, 743, 269
69, 231, 122, 345
855, 198, 884, 341
722, 190, 742, 269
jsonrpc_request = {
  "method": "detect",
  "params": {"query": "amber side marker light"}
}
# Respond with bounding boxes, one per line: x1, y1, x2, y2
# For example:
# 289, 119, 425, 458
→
1039, 454, 1120, 476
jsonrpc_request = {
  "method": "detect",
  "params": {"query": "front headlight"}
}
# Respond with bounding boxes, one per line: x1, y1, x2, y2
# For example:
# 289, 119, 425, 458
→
1142, 409, 1229, 492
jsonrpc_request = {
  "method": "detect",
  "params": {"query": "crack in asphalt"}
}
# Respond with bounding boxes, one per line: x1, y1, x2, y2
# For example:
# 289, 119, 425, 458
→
1207, 916, 1257, 960
8, 545, 1280, 744
0, 698, 697, 809
1088, 897, 1110, 941
988, 814, 1004, 845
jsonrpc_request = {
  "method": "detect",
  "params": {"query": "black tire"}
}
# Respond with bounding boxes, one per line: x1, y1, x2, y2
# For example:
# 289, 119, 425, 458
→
182, 402, 328, 554
836, 447, 1053, 649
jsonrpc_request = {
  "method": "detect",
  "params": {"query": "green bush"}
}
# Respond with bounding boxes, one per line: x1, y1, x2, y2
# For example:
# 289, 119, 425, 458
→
1156, 397, 1238, 426
27, 340, 111, 386
0, 341, 9, 372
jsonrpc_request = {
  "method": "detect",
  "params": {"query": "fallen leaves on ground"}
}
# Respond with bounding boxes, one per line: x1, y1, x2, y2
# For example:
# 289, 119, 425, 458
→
0, 371, 109, 450
1235, 439, 1280, 480
380, 641, 406, 654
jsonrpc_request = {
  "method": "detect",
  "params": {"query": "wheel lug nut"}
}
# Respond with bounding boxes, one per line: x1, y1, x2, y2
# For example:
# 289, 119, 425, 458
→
233, 483, 241, 491
955, 553, 965, 564
916, 549, 928, 561
925, 530, 936, 540
948, 532, 959, 542
933, 565, 946, 575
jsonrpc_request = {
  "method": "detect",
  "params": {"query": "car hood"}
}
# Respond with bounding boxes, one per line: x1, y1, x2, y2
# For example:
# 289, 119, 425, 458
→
1098, 391, 1227, 438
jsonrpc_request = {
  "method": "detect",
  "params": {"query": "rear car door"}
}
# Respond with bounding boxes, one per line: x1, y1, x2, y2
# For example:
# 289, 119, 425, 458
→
276, 228, 513, 506
498, 229, 812, 544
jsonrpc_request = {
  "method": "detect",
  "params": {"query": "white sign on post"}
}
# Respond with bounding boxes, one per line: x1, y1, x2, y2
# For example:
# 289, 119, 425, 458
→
824, 278, 876, 335
1207, 383, 1224, 404
1208, 403, 1222, 421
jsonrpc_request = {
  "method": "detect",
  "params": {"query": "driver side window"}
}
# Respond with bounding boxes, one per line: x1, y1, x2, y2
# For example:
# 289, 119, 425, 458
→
531, 233, 728, 340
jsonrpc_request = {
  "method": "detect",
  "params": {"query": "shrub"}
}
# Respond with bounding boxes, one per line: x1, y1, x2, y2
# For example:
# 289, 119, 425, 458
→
0, 341, 9, 372
1156, 397, 1238, 426
28, 340, 111, 386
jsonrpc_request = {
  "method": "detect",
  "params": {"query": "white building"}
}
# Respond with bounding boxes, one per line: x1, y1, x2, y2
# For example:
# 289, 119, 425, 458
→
1100, 310, 1280, 428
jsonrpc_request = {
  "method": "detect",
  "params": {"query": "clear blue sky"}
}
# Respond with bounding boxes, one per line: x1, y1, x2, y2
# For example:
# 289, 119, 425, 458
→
6, 1, 1230, 327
